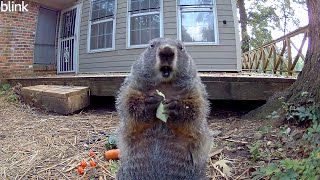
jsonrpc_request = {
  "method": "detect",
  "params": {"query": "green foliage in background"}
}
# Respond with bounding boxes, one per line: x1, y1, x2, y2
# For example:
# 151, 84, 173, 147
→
256, 91, 320, 179
0, 83, 18, 102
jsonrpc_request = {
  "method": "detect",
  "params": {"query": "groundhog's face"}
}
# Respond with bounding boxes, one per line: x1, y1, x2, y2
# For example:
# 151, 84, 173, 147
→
145, 38, 191, 82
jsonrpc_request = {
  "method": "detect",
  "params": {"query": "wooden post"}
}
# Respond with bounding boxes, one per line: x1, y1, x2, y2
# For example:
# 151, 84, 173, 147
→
287, 37, 293, 76
272, 45, 277, 74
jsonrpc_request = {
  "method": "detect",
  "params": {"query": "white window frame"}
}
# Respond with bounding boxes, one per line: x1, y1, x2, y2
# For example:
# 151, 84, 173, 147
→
127, 0, 164, 49
87, 0, 117, 53
177, 0, 219, 45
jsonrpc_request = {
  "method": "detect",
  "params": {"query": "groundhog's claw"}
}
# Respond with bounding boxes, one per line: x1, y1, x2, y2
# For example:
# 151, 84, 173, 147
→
145, 93, 164, 118
164, 100, 180, 120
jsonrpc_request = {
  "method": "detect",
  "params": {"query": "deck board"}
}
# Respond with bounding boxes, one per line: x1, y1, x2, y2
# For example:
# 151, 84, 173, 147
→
7, 73, 296, 100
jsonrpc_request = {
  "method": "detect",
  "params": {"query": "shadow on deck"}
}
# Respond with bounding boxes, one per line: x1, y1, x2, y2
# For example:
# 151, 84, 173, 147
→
7, 72, 296, 100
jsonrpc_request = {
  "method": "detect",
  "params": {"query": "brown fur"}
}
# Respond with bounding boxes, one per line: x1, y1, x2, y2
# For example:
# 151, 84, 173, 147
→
116, 38, 211, 180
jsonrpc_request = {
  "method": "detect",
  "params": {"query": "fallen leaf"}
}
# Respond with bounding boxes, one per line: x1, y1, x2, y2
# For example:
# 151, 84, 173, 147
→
213, 159, 232, 177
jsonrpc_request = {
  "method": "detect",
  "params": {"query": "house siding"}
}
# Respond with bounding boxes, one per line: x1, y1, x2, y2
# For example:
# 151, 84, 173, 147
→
78, 0, 239, 73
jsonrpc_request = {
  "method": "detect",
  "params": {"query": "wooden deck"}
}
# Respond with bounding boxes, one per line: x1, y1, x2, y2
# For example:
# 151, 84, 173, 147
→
7, 73, 296, 100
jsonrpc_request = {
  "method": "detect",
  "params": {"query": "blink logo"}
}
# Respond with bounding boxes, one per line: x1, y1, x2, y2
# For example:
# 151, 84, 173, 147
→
1, 1, 29, 12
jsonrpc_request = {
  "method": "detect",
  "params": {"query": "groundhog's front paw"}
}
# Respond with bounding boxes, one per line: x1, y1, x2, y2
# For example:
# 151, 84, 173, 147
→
164, 99, 181, 120
144, 92, 164, 118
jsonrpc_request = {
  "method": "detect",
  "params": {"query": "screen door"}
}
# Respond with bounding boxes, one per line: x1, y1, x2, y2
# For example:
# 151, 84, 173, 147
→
58, 4, 81, 73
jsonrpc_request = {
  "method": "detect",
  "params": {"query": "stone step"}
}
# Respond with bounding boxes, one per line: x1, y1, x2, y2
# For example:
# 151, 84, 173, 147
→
21, 85, 90, 115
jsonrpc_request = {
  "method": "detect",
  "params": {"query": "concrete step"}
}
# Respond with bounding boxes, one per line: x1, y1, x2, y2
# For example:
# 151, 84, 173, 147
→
21, 85, 90, 115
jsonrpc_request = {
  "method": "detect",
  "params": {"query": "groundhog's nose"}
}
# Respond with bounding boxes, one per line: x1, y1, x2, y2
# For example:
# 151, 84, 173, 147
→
159, 45, 175, 62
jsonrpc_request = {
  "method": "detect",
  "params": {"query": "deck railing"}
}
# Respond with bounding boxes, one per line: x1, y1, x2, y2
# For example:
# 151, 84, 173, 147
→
241, 25, 309, 76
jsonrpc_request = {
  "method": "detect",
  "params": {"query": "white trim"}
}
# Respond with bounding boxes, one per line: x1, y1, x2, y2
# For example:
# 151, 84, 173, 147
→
177, 0, 219, 45
87, 48, 115, 53
91, 18, 113, 24
127, 0, 163, 48
184, 42, 222, 46
87, 0, 117, 53
130, 11, 159, 17
197, 69, 239, 72
175, 0, 179, 39
231, 0, 242, 72
75, 2, 82, 74
126, 44, 149, 49
213, 0, 219, 44
57, 3, 82, 74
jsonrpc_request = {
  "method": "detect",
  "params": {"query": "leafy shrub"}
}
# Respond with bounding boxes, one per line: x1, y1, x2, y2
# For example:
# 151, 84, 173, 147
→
249, 141, 261, 162
256, 92, 320, 179
0, 83, 19, 102
253, 148, 320, 180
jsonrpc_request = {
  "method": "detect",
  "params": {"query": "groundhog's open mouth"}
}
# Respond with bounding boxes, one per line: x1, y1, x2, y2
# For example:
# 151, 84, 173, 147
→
160, 66, 172, 78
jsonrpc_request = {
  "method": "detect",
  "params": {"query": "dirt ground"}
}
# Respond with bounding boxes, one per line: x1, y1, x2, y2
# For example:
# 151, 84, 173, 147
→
0, 94, 300, 180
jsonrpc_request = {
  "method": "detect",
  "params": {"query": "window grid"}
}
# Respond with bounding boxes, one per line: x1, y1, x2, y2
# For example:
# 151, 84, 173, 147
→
128, 0, 161, 47
178, 0, 217, 44
89, 0, 115, 51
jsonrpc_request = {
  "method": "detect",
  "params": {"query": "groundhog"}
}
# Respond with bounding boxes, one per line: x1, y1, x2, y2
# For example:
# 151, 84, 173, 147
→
116, 38, 211, 180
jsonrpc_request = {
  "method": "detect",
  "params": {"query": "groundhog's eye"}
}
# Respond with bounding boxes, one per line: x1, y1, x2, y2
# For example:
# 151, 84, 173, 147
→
179, 45, 184, 51
150, 43, 154, 48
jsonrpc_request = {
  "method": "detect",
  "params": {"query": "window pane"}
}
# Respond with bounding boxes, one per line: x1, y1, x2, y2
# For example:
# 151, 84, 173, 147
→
99, 4, 107, 18
130, 14, 160, 45
98, 35, 106, 49
140, 0, 149, 10
181, 11, 215, 42
99, 22, 107, 35
151, 28, 160, 40
90, 36, 98, 49
130, 0, 159, 13
92, 1, 99, 11
131, 0, 139, 11
106, 34, 112, 48
101, 0, 115, 17
92, 10, 99, 20
141, 29, 150, 44
131, 30, 140, 45
140, 16, 149, 29
150, 0, 159, 8
91, 0, 115, 20
131, 16, 140, 30
151, 14, 160, 28
106, 21, 113, 34
91, 24, 98, 36
180, 0, 213, 5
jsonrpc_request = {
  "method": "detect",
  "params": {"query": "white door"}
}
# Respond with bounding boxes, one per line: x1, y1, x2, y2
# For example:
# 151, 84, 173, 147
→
58, 4, 81, 73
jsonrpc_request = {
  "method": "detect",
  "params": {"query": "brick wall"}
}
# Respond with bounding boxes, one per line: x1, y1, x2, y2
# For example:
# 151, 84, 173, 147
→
0, 0, 56, 79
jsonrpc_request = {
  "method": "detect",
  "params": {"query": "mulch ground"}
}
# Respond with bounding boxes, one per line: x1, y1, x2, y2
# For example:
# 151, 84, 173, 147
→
0, 94, 300, 179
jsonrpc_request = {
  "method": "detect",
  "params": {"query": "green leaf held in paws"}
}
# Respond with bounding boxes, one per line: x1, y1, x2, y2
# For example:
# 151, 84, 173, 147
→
156, 90, 168, 123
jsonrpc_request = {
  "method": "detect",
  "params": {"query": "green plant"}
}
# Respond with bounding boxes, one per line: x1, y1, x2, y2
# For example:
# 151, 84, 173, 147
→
0, 83, 11, 92
266, 111, 280, 119
249, 141, 261, 162
109, 160, 119, 177
283, 92, 320, 126
257, 125, 273, 135
105, 134, 117, 150
0, 84, 19, 102
252, 148, 320, 180
7, 93, 18, 102
303, 123, 320, 145
255, 92, 320, 179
